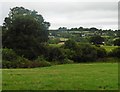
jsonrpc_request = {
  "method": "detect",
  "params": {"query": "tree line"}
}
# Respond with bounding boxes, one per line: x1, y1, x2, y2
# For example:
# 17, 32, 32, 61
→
2, 7, 120, 68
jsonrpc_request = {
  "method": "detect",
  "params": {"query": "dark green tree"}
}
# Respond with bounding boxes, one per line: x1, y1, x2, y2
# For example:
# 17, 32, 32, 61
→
64, 39, 77, 50
116, 30, 120, 37
89, 35, 105, 45
113, 38, 120, 46
2, 7, 50, 59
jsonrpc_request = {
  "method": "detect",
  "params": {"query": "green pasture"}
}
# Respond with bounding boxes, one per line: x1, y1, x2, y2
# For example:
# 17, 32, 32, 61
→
49, 44, 62, 47
101, 46, 118, 52
2, 63, 118, 90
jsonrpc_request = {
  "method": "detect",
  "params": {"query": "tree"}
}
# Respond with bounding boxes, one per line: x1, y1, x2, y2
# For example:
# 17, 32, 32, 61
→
113, 38, 120, 46
89, 35, 105, 45
116, 30, 120, 37
64, 39, 77, 50
58, 27, 67, 31
2, 7, 50, 59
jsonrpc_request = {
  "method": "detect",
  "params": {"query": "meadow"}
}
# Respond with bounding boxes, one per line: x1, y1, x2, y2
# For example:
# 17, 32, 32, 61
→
2, 63, 118, 90
102, 46, 118, 52
2, 6, 120, 91
49, 43, 118, 52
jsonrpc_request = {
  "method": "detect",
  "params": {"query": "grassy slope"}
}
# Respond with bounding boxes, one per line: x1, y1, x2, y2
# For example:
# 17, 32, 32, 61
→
2, 63, 118, 90
101, 46, 118, 52
48, 44, 118, 52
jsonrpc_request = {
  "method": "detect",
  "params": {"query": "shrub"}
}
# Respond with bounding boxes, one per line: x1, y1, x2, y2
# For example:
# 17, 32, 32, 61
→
73, 44, 98, 62
109, 47, 120, 58
45, 46, 66, 63
2, 48, 29, 68
15, 44, 47, 60
2, 55, 31, 68
62, 48, 75, 60
2, 48, 51, 68
113, 38, 120, 46
94, 46, 107, 58
2, 60, 13, 68
61, 58, 74, 64
64, 39, 77, 50
2, 48, 18, 61
89, 35, 104, 45
15, 56, 31, 68
34, 56, 51, 67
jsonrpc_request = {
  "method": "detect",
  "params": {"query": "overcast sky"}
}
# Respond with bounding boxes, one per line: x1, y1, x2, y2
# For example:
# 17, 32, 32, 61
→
0, 1, 118, 30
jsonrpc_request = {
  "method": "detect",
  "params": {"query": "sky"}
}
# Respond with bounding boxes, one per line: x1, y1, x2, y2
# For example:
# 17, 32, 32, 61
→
0, 0, 119, 30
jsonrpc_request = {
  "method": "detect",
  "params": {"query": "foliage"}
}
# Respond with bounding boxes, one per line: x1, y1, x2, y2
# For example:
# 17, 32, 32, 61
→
61, 58, 74, 64
113, 38, 120, 46
2, 7, 50, 60
2, 48, 18, 61
2, 56, 31, 68
2, 48, 51, 68
73, 44, 97, 62
94, 46, 107, 58
45, 46, 66, 63
34, 56, 51, 67
64, 39, 77, 50
109, 47, 120, 58
89, 35, 105, 45
63, 48, 76, 60
63, 41, 108, 62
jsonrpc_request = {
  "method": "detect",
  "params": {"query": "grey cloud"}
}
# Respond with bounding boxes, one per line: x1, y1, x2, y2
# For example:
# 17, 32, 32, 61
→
0, 2, 118, 30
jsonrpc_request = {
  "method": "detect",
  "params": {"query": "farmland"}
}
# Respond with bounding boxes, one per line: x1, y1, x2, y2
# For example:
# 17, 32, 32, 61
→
1, 6, 120, 91
102, 46, 118, 52
2, 63, 118, 90
48, 43, 118, 52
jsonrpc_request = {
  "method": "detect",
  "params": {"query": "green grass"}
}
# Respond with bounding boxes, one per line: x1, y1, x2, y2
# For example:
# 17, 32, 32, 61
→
2, 63, 118, 90
101, 46, 118, 52
49, 44, 62, 47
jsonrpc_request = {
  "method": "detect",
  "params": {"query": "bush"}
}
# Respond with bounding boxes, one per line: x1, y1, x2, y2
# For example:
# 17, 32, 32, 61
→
94, 46, 107, 58
2, 56, 30, 68
62, 48, 75, 60
2, 48, 18, 61
64, 39, 77, 50
3, 55, 51, 68
74, 44, 98, 62
15, 56, 31, 68
61, 58, 74, 64
2, 48, 51, 68
2, 48, 30, 68
113, 38, 120, 46
109, 47, 120, 58
45, 46, 66, 63
64, 43, 98, 62
15, 44, 47, 60
34, 56, 51, 67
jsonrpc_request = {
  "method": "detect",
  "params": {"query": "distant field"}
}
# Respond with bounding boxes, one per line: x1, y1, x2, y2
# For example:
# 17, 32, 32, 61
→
49, 43, 118, 52
49, 44, 62, 47
2, 63, 118, 90
102, 46, 118, 52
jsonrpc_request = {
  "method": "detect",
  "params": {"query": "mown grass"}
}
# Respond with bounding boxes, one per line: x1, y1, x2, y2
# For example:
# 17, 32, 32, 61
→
2, 63, 118, 90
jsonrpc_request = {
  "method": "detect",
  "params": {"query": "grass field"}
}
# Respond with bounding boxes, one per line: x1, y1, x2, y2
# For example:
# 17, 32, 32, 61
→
49, 43, 118, 52
101, 46, 118, 52
2, 63, 118, 90
49, 44, 62, 47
